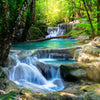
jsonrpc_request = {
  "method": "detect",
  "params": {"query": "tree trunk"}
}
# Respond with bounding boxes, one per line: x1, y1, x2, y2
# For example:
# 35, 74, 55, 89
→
0, 0, 33, 66
21, 0, 37, 42
97, 0, 100, 36
21, 12, 31, 42
78, 1, 82, 18
82, 0, 95, 38
33, 0, 36, 24
21, 0, 35, 42
0, 0, 10, 66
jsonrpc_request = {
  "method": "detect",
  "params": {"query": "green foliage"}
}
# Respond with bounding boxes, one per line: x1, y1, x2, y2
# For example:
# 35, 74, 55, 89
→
0, 91, 17, 100
0, 0, 99, 37
0, 68, 6, 78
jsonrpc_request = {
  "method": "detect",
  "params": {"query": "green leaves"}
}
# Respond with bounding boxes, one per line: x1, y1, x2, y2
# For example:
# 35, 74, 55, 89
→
0, 91, 17, 100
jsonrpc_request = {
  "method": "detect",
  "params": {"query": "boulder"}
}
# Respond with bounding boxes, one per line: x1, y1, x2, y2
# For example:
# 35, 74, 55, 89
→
77, 52, 90, 63
60, 63, 87, 82
91, 37, 100, 47
60, 61, 100, 83
35, 22, 48, 35
70, 69, 86, 78
28, 27, 45, 40
82, 44, 100, 56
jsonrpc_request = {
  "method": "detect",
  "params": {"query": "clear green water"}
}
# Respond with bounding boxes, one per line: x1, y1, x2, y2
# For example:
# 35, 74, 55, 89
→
11, 39, 77, 50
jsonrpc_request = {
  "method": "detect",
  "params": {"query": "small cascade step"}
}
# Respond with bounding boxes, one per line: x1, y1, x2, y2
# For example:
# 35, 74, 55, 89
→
34, 48, 81, 59
49, 53, 72, 59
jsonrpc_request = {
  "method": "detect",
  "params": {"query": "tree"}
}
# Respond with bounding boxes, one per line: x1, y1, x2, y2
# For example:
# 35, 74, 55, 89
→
0, 0, 33, 66
21, 0, 36, 42
82, 0, 95, 38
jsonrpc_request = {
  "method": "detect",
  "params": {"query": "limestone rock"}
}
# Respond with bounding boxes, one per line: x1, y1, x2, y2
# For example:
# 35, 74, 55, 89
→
92, 37, 100, 47
82, 44, 100, 56
77, 53, 90, 63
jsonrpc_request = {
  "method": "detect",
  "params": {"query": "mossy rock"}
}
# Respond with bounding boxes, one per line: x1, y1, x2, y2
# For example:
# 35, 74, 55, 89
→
0, 67, 19, 91
60, 63, 87, 82
19, 88, 84, 100
28, 27, 45, 40
0, 67, 7, 79
35, 22, 48, 35
63, 84, 100, 100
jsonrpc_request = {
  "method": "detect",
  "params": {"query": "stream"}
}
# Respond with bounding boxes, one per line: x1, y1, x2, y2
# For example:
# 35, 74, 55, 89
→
5, 39, 78, 93
6, 25, 79, 93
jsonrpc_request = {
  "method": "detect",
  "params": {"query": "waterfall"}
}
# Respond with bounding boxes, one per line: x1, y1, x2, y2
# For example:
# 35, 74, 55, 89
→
46, 21, 78, 38
7, 52, 64, 92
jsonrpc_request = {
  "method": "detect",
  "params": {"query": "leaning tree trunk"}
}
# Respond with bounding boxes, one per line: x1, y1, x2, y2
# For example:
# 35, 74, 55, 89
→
97, 0, 100, 36
82, 0, 95, 38
0, 0, 33, 66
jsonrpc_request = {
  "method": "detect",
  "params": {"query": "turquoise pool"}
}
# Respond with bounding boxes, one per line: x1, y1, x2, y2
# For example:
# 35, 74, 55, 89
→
12, 39, 78, 50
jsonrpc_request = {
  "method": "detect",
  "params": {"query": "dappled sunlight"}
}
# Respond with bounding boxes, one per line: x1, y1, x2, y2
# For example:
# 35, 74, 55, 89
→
95, 89, 100, 95
59, 92, 76, 97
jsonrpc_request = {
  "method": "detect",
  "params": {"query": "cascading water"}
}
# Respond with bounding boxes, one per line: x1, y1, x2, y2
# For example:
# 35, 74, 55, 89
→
46, 21, 79, 38
71, 49, 84, 60
7, 52, 64, 92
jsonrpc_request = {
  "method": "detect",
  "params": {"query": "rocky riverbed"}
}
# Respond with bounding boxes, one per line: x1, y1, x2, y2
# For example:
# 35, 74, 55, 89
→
1, 37, 100, 100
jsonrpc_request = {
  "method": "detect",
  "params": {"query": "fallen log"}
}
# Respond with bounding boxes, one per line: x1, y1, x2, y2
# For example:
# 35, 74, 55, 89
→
26, 35, 71, 42
25, 30, 86, 42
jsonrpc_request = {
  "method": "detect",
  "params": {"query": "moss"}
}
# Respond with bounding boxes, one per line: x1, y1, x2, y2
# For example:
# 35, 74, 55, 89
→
0, 67, 19, 91
5, 80, 19, 92
35, 22, 48, 34
0, 67, 7, 79
80, 84, 100, 92
28, 27, 45, 40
